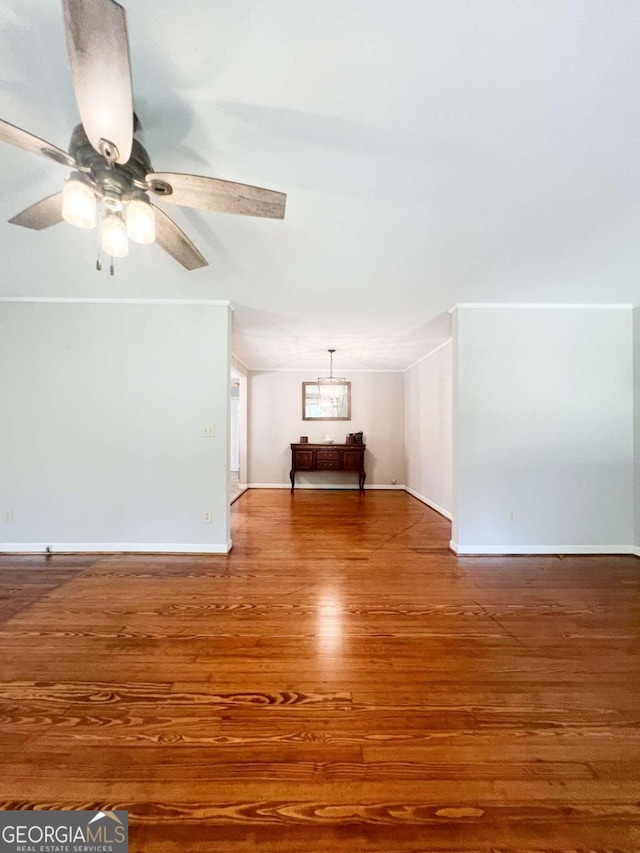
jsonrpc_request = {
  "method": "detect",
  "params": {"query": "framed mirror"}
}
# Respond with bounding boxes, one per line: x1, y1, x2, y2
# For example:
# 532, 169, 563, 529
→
302, 381, 351, 421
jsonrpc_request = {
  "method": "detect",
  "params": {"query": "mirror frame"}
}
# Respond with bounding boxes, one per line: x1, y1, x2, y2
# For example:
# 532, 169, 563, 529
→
302, 381, 351, 421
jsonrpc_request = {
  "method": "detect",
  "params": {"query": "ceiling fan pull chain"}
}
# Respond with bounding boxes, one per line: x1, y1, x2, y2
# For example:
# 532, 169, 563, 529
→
95, 214, 102, 270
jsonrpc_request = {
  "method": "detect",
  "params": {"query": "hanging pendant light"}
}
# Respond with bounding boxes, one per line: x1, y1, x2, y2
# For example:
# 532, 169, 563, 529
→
317, 349, 348, 415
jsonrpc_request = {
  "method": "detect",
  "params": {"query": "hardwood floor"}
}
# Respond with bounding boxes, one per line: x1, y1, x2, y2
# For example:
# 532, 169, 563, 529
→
1, 490, 639, 851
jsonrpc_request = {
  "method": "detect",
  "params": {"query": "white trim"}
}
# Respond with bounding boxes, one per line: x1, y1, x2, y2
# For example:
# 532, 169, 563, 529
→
245, 367, 404, 374
632, 547, 640, 559
449, 303, 633, 314
404, 487, 452, 520
248, 483, 405, 490
249, 484, 296, 489
450, 543, 634, 556
0, 542, 232, 554
230, 352, 251, 373
404, 339, 452, 372
0, 298, 231, 306
364, 484, 405, 490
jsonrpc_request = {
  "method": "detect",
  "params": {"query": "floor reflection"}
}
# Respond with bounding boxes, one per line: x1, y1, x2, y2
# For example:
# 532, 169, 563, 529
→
317, 592, 343, 654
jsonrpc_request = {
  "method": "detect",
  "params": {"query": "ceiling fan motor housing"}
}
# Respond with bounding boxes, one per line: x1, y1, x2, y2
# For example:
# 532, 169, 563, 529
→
69, 122, 154, 203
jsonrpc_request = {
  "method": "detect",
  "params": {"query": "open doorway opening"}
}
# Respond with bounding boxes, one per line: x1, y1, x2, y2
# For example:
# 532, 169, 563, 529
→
230, 368, 248, 503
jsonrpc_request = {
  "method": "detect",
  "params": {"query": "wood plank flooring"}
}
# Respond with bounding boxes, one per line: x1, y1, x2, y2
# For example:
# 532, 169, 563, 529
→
0, 490, 639, 851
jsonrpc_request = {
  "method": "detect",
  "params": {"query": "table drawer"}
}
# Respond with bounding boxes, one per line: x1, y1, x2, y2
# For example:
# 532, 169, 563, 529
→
343, 450, 363, 471
317, 450, 340, 461
317, 460, 341, 470
293, 450, 314, 469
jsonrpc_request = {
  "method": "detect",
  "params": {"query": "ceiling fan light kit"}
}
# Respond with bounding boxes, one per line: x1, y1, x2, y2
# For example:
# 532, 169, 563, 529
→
61, 173, 96, 229
126, 191, 155, 245
101, 209, 129, 258
0, 0, 286, 272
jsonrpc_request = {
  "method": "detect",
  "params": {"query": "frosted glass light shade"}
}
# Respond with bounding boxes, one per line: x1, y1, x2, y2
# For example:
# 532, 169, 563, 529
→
101, 211, 129, 257
127, 195, 155, 244
318, 378, 346, 412
62, 177, 96, 229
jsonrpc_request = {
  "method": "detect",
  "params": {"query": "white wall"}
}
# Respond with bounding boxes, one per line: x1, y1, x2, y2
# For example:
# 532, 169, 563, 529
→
248, 370, 405, 487
404, 341, 453, 518
452, 305, 634, 554
634, 306, 640, 552
0, 299, 231, 552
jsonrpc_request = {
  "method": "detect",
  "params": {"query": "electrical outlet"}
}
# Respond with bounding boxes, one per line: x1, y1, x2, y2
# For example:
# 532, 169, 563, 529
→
202, 510, 213, 524
202, 425, 215, 438
2, 509, 13, 523
508, 511, 517, 524
391, 478, 397, 485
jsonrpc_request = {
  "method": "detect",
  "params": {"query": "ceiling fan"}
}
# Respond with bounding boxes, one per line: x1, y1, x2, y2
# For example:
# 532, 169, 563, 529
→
0, 0, 287, 272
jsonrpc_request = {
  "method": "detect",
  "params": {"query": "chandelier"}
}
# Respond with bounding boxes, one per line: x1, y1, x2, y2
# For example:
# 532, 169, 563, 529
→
317, 349, 348, 415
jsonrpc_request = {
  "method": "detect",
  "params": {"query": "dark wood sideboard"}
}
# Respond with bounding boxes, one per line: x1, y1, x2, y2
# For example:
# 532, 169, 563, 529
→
290, 443, 366, 492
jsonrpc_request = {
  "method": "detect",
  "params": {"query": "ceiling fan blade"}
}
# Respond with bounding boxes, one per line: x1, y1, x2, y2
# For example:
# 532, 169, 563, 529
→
147, 172, 287, 220
0, 118, 75, 167
152, 204, 208, 271
62, 0, 133, 164
8, 193, 64, 230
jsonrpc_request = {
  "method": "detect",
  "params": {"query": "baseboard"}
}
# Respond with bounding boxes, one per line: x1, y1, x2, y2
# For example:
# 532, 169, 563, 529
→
249, 484, 292, 489
230, 487, 248, 505
450, 541, 635, 556
0, 542, 232, 555
248, 483, 406, 490
364, 484, 406, 490
404, 487, 452, 520
632, 546, 640, 559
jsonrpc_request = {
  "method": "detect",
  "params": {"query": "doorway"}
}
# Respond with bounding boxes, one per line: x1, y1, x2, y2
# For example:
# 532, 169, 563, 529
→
230, 368, 247, 503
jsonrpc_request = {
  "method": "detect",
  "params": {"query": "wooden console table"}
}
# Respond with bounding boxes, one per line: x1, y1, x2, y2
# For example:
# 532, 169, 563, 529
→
290, 443, 366, 492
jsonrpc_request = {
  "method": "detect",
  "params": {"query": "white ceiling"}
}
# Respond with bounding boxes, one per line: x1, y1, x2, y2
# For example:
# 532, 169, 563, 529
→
0, 0, 638, 370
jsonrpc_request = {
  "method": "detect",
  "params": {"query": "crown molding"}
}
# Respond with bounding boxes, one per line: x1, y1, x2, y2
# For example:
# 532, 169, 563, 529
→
404, 339, 452, 372
246, 367, 404, 374
0, 297, 232, 306
230, 352, 251, 373
449, 303, 633, 314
